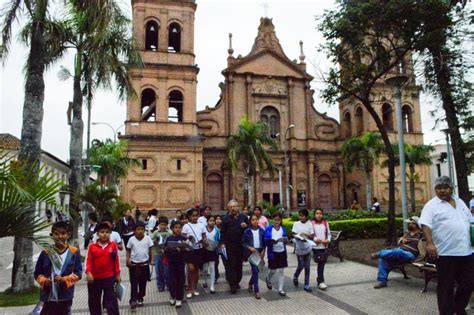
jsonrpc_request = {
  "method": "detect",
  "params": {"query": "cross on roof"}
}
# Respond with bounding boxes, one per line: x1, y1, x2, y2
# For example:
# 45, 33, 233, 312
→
261, 1, 271, 17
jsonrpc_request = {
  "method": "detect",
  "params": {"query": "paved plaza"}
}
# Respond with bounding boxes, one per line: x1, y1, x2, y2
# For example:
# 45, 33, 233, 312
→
1, 242, 463, 315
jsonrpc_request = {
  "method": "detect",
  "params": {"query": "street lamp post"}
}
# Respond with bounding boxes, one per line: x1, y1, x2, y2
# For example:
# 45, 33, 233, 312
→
386, 74, 409, 231
281, 124, 295, 212
92, 122, 124, 142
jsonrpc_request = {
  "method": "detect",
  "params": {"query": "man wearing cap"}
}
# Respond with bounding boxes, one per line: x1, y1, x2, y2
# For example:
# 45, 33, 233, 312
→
419, 176, 474, 315
371, 216, 423, 288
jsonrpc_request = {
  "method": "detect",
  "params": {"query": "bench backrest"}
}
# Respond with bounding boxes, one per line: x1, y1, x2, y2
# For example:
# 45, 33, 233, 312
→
331, 230, 342, 241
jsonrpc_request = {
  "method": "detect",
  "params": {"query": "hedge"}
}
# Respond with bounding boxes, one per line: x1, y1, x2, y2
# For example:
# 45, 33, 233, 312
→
282, 217, 404, 239
289, 210, 419, 222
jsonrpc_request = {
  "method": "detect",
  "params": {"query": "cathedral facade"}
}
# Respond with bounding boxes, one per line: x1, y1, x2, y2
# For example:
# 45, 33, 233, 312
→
121, 0, 431, 213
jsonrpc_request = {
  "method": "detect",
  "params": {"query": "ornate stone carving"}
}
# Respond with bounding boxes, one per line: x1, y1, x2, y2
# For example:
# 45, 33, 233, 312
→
166, 186, 192, 205
314, 123, 339, 140
252, 77, 287, 96
250, 18, 286, 56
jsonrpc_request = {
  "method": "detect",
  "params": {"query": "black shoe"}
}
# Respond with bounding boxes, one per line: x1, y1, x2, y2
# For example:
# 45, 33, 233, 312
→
248, 284, 253, 293
293, 278, 298, 287
130, 300, 138, 310
137, 299, 144, 306
210, 290, 216, 294
237, 284, 241, 289
158, 288, 165, 292
304, 285, 312, 293
203, 283, 208, 289
230, 288, 237, 294
266, 277, 272, 290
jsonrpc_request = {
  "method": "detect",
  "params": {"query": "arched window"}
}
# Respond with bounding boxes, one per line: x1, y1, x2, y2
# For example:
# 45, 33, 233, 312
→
260, 106, 280, 138
343, 111, 352, 138
168, 90, 183, 122
355, 107, 364, 135
141, 88, 156, 121
145, 21, 159, 51
168, 22, 181, 53
382, 103, 394, 131
402, 105, 414, 133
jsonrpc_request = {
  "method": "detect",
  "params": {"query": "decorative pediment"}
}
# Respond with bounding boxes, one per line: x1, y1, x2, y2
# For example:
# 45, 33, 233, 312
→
250, 18, 286, 57
252, 77, 287, 97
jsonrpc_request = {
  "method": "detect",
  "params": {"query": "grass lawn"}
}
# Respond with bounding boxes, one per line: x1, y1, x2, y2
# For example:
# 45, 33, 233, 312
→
0, 286, 39, 307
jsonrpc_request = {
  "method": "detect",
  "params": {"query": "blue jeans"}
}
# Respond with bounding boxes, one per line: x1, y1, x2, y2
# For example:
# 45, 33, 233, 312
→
294, 253, 311, 286
155, 255, 168, 290
250, 263, 260, 293
377, 248, 415, 284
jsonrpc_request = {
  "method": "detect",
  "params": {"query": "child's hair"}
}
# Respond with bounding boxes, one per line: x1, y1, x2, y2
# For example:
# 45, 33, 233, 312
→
52, 221, 70, 233
158, 216, 169, 225
272, 212, 283, 220
178, 214, 185, 220
249, 213, 259, 223
253, 205, 263, 214
96, 222, 112, 231
207, 215, 216, 222
186, 207, 199, 218
88, 212, 98, 222
101, 212, 114, 224
134, 221, 146, 229
149, 208, 158, 216
298, 209, 309, 217
176, 209, 182, 214
170, 220, 182, 229
215, 214, 222, 220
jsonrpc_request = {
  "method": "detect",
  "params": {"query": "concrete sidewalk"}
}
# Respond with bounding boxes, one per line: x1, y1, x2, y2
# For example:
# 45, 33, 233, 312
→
0, 247, 460, 315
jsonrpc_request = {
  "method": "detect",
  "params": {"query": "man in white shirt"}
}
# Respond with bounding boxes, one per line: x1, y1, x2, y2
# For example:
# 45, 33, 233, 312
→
419, 176, 474, 315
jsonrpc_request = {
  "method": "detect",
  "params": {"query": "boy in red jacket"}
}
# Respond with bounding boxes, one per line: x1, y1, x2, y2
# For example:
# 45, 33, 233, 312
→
86, 222, 121, 315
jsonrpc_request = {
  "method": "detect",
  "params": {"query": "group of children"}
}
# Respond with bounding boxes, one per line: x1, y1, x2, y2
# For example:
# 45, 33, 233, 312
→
34, 206, 331, 314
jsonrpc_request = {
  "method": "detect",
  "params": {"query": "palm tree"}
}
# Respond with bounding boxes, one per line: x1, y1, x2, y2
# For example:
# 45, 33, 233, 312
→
57, 0, 140, 245
384, 144, 434, 212
227, 116, 278, 207
341, 132, 384, 211
80, 183, 118, 218
88, 139, 139, 189
0, 0, 67, 292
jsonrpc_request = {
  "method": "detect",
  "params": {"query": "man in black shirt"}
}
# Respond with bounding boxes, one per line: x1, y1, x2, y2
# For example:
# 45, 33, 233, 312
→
221, 199, 248, 294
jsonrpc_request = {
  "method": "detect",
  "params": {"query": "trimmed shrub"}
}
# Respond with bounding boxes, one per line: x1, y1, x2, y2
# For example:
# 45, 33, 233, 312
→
282, 217, 404, 239
289, 209, 420, 222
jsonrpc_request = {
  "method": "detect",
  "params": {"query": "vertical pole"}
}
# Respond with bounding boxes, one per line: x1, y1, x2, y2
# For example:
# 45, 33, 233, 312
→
285, 149, 290, 212
278, 168, 283, 209
445, 131, 456, 195
394, 85, 408, 231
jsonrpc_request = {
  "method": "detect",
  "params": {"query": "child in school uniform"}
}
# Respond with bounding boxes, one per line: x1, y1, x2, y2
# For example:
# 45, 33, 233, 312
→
86, 222, 121, 315
126, 221, 154, 309
242, 213, 266, 299
203, 215, 220, 293
265, 212, 288, 296
151, 216, 171, 292
182, 208, 208, 298
214, 214, 223, 282
34, 221, 82, 315
292, 209, 314, 292
165, 221, 188, 308
311, 209, 331, 290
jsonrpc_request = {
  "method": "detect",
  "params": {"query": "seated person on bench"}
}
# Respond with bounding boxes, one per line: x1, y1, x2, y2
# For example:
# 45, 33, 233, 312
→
371, 216, 423, 289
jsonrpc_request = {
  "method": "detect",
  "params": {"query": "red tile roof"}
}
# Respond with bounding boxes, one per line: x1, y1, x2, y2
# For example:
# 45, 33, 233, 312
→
0, 133, 21, 150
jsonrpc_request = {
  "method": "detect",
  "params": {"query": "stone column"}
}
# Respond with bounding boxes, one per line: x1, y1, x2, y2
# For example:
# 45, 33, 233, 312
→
287, 78, 294, 128
291, 155, 297, 209
246, 74, 253, 120
307, 154, 315, 208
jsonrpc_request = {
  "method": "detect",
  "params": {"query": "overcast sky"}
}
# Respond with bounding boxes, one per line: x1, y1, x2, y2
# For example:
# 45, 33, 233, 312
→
0, 0, 448, 162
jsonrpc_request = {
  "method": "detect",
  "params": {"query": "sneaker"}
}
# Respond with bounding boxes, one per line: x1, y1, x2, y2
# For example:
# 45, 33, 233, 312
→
158, 288, 165, 292
230, 288, 237, 294
373, 282, 387, 289
210, 289, 216, 294
137, 299, 144, 306
130, 300, 138, 310
304, 285, 312, 292
278, 290, 286, 296
266, 276, 272, 290
169, 299, 176, 306
202, 283, 208, 289
255, 292, 261, 299
318, 282, 328, 290
193, 291, 200, 296
186, 292, 193, 299
293, 277, 299, 287
176, 300, 182, 308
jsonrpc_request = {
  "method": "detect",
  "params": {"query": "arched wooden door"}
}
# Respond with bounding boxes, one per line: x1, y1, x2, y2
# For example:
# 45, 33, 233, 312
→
206, 173, 224, 211
317, 174, 332, 211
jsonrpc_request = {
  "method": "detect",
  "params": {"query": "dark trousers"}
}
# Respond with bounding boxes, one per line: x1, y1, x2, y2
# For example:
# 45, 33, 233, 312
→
225, 245, 244, 290
87, 277, 119, 315
250, 263, 260, 293
294, 253, 311, 286
313, 249, 327, 284
41, 300, 72, 315
215, 256, 220, 281
169, 262, 185, 301
437, 255, 474, 315
129, 264, 150, 303
122, 234, 132, 248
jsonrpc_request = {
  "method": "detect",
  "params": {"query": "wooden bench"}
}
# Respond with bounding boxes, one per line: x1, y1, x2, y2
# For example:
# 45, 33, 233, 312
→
411, 262, 437, 293
328, 230, 343, 261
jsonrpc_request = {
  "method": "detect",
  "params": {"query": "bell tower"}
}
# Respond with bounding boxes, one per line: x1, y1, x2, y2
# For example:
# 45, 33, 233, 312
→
122, 0, 203, 212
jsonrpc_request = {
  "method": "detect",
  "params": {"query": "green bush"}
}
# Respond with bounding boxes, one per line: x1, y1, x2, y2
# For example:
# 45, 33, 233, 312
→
282, 217, 403, 239
289, 209, 420, 222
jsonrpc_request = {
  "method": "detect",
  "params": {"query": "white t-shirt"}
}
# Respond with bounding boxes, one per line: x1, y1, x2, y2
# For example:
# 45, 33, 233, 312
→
419, 196, 473, 256
312, 221, 332, 249
147, 215, 157, 234
198, 216, 207, 228
251, 229, 261, 249
183, 222, 206, 249
292, 221, 313, 255
271, 226, 285, 253
92, 231, 122, 244
126, 235, 154, 263
53, 250, 69, 276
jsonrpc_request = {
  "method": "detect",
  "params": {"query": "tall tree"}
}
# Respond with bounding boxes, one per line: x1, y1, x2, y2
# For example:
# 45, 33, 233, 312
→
341, 132, 384, 211
88, 139, 139, 189
58, 0, 140, 244
227, 116, 278, 207
0, 0, 66, 291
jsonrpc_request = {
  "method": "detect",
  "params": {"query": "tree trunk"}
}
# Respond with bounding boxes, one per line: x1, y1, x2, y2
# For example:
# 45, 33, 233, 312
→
409, 163, 416, 213
12, 0, 48, 293
428, 41, 470, 204
69, 54, 84, 246
362, 100, 397, 245
365, 171, 372, 211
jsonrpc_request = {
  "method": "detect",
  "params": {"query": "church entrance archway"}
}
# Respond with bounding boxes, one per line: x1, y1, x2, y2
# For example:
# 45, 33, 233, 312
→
317, 174, 332, 211
206, 173, 224, 211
